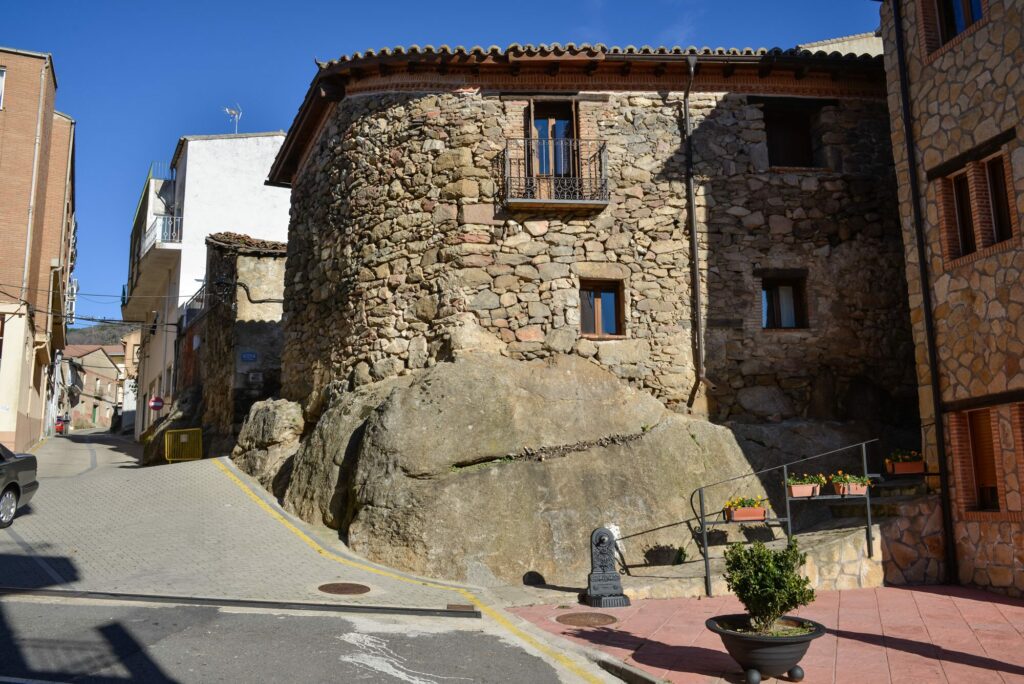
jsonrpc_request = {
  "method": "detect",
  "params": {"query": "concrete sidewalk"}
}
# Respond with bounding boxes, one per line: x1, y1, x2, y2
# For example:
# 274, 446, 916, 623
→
512, 586, 1024, 683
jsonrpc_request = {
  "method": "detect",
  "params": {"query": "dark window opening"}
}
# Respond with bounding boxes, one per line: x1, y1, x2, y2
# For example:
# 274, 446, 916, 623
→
952, 172, 976, 256
986, 157, 1013, 244
580, 280, 624, 337
762, 277, 807, 329
967, 409, 999, 511
936, 0, 983, 46
751, 98, 834, 169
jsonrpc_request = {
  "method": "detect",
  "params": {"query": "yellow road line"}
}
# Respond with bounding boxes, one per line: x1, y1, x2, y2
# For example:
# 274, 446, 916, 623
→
212, 459, 601, 683
25, 437, 48, 454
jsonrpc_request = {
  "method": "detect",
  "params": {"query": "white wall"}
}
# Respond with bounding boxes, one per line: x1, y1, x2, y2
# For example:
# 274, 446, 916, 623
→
175, 133, 290, 303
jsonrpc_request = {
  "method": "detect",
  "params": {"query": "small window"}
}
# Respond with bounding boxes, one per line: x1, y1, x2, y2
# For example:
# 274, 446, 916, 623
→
986, 157, 1013, 244
952, 172, 976, 256
967, 409, 999, 511
936, 0, 983, 46
580, 280, 624, 337
762, 277, 807, 329
752, 98, 833, 169
0, 68, 6, 109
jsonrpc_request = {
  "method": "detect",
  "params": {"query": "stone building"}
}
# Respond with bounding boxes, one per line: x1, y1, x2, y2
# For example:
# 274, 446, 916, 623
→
878, 0, 1024, 595
267, 43, 915, 425
177, 232, 286, 451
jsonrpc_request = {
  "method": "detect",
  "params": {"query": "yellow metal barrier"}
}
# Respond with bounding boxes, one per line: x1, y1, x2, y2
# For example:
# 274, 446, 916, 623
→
165, 428, 203, 462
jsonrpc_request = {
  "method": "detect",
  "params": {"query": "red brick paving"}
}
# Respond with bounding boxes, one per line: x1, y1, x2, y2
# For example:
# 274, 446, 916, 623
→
511, 586, 1024, 683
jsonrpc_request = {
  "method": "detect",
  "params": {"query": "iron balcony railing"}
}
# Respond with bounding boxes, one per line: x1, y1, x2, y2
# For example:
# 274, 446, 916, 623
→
503, 137, 609, 205
181, 284, 209, 328
140, 215, 183, 254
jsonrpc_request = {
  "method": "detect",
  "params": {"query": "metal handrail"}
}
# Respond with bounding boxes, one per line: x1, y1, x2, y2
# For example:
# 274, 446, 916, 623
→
692, 438, 880, 597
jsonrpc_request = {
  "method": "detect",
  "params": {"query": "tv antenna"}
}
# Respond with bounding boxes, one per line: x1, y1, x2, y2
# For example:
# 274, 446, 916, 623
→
223, 104, 242, 134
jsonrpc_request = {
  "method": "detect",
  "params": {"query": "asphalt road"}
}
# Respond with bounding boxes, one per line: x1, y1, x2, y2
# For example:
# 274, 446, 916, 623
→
0, 431, 609, 683
0, 595, 562, 683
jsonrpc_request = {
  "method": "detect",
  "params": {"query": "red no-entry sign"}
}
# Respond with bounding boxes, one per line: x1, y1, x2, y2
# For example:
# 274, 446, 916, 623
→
148, 396, 165, 411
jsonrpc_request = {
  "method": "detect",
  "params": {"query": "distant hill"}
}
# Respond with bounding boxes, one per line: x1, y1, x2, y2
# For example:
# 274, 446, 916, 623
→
67, 322, 139, 346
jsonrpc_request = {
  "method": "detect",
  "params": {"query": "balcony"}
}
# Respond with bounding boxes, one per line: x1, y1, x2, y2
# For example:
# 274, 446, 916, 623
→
141, 215, 182, 254
503, 138, 609, 209
122, 215, 183, 320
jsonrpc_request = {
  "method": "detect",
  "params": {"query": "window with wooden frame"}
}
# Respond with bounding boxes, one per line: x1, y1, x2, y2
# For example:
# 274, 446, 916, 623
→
580, 280, 624, 338
760, 275, 808, 329
935, 0, 983, 47
528, 101, 578, 178
967, 409, 1000, 511
937, 145, 1018, 262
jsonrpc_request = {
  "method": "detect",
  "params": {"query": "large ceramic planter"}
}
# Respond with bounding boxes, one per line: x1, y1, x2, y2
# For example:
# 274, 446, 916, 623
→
706, 614, 825, 684
726, 507, 767, 522
787, 484, 819, 498
833, 482, 868, 496
886, 460, 924, 476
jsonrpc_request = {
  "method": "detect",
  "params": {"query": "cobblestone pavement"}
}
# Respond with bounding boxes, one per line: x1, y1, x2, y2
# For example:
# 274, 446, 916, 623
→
0, 431, 464, 608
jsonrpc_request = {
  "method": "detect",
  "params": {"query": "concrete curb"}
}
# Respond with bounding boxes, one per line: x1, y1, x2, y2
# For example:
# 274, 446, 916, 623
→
593, 655, 665, 684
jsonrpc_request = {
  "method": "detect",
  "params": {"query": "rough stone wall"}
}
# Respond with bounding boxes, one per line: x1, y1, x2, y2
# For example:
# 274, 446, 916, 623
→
195, 247, 285, 440
880, 494, 945, 585
880, 0, 1024, 594
282, 86, 912, 422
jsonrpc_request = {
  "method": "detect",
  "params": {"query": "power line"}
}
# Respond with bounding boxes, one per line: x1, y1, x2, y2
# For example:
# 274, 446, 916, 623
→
0, 280, 207, 300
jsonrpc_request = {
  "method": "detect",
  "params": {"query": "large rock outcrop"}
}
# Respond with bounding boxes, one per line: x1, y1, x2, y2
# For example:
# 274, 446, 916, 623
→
234, 353, 769, 586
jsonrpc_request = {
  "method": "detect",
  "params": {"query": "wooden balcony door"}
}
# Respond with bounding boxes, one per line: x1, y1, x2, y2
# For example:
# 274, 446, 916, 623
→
529, 101, 577, 200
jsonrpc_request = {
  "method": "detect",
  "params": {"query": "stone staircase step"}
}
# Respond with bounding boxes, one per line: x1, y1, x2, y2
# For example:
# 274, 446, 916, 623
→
620, 521, 882, 600
827, 494, 920, 519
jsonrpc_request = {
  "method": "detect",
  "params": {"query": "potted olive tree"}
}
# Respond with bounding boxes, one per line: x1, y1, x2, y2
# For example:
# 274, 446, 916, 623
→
705, 540, 824, 684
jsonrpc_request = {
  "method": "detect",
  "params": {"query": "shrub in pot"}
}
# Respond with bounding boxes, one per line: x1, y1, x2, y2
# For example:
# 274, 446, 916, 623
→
705, 539, 824, 684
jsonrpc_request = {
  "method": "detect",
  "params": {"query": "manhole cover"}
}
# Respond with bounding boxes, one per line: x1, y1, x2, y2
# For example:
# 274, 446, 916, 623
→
555, 612, 617, 627
318, 582, 371, 595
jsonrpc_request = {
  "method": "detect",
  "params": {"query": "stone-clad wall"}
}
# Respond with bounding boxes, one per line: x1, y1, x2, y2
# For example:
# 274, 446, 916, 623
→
879, 0, 1024, 595
282, 86, 912, 421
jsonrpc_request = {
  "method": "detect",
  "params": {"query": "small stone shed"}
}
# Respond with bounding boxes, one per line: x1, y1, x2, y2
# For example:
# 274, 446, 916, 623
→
177, 232, 287, 445
267, 43, 917, 425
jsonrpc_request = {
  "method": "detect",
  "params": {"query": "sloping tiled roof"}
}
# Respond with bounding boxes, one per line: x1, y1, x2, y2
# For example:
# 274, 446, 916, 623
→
206, 231, 287, 255
270, 41, 884, 186
316, 42, 884, 69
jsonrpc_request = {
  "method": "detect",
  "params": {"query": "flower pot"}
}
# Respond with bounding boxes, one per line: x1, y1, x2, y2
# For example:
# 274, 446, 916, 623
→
886, 460, 924, 476
706, 614, 825, 684
726, 507, 767, 522
787, 484, 819, 498
833, 482, 868, 496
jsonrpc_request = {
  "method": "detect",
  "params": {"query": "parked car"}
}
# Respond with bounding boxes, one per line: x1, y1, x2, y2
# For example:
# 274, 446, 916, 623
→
54, 417, 65, 435
0, 443, 38, 528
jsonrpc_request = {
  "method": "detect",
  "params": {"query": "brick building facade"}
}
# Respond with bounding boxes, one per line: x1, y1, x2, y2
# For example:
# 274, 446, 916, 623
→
0, 46, 76, 451
879, 0, 1024, 594
267, 43, 916, 428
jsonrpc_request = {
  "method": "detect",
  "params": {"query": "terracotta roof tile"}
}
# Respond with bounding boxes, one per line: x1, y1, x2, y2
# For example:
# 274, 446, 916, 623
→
205, 232, 287, 255
316, 42, 883, 70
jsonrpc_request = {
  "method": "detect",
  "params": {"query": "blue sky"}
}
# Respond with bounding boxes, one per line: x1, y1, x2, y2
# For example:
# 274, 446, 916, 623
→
4, 0, 882, 325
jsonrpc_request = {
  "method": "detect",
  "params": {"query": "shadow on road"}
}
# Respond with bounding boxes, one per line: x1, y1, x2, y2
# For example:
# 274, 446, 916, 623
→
0, 551, 177, 681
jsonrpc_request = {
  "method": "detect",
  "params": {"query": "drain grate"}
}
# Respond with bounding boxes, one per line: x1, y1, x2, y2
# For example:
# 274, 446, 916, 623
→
318, 582, 371, 595
555, 612, 617, 627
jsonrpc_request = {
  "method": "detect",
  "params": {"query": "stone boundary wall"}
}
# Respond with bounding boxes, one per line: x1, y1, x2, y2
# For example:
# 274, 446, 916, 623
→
282, 86, 913, 422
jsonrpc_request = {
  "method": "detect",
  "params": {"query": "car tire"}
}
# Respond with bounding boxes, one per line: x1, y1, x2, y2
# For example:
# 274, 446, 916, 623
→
0, 487, 18, 528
